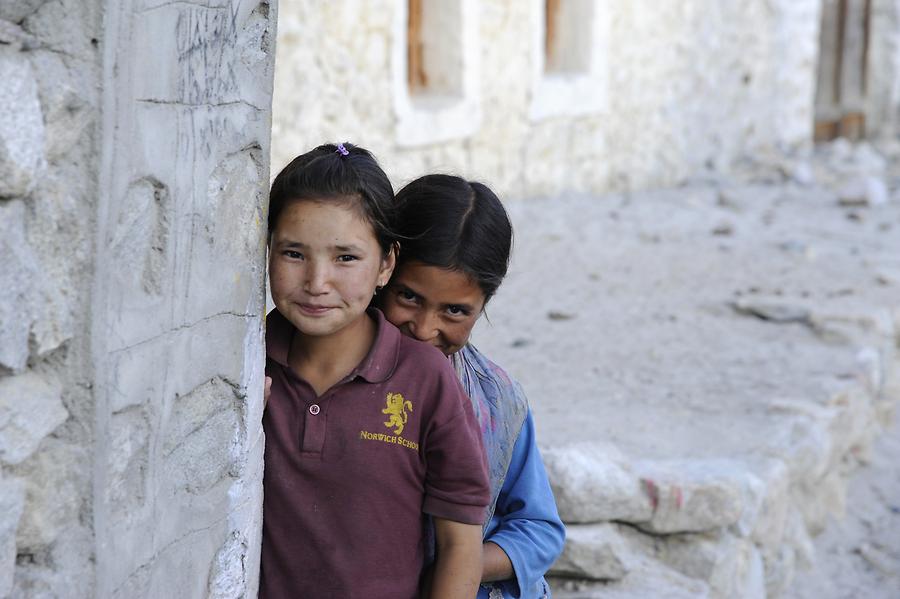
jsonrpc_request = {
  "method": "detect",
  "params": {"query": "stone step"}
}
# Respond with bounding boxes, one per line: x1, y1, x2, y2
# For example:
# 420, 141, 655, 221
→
541, 333, 898, 597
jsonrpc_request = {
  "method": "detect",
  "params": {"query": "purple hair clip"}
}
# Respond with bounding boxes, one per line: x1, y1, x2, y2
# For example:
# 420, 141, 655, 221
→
335, 143, 350, 156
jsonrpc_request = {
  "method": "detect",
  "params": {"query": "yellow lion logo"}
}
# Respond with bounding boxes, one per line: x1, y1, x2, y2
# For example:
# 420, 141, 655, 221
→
382, 392, 412, 435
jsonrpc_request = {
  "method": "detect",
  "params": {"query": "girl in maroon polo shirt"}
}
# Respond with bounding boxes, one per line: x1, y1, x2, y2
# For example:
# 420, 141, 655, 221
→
261, 143, 490, 599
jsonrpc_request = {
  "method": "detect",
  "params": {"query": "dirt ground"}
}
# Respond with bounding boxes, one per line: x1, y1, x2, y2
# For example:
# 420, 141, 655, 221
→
472, 142, 900, 596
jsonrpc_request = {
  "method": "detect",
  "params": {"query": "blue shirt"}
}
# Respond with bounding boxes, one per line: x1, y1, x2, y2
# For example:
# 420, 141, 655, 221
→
452, 344, 565, 599
478, 411, 565, 598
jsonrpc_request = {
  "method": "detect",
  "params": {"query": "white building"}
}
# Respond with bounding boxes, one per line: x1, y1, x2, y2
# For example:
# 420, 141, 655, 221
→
272, 0, 900, 198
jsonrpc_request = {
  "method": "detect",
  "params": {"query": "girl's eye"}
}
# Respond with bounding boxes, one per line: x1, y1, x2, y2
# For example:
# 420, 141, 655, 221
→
447, 305, 469, 317
336, 255, 358, 263
398, 289, 418, 303
284, 250, 303, 259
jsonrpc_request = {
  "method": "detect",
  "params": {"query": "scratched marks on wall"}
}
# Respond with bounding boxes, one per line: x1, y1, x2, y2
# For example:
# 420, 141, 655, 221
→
150, 0, 273, 107
175, 4, 241, 105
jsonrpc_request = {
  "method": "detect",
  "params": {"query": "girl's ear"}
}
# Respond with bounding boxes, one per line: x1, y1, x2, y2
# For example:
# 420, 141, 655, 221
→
378, 243, 397, 287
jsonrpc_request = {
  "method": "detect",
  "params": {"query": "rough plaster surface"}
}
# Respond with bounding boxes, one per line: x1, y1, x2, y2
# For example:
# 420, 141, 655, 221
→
272, 0, 823, 198
92, 1, 275, 597
0, 0, 275, 596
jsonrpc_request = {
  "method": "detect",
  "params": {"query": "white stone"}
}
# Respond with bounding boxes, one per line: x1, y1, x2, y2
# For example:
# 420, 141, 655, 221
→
0, 1, 48, 24
632, 459, 746, 534
0, 200, 39, 371
762, 545, 796, 598
207, 532, 247, 599
0, 46, 45, 198
551, 555, 711, 599
162, 377, 243, 495
10, 526, 94, 599
837, 176, 890, 207
0, 371, 68, 465
784, 506, 815, 569
15, 439, 86, 551
743, 459, 790, 551
104, 406, 149, 519
550, 523, 631, 581
856, 347, 884, 398
0, 476, 25, 598
793, 470, 847, 536
620, 527, 764, 599
826, 386, 879, 466
762, 403, 833, 485
29, 49, 93, 161
851, 142, 889, 174
541, 442, 652, 523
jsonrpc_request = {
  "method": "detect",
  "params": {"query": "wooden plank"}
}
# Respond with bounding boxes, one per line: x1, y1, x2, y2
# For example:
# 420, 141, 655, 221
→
545, 0, 561, 71
815, 119, 841, 142
407, 0, 427, 91
840, 111, 866, 139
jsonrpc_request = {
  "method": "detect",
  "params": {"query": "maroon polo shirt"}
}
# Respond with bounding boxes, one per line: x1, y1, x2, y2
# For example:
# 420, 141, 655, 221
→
260, 308, 490, 599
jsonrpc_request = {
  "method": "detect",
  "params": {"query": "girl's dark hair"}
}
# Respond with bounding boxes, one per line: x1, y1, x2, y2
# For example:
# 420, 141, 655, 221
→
394, 174, 512, 302
268, 143, 396, 253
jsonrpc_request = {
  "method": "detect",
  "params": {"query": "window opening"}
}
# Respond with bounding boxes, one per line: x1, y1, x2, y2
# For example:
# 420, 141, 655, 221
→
543, 0, 591, 74
407, 0, 426, 91
814, 0, 871, 141
405, 0, 463, 97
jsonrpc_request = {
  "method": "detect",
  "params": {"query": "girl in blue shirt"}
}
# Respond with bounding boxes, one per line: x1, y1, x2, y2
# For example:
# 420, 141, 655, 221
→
379, 174, 566, 598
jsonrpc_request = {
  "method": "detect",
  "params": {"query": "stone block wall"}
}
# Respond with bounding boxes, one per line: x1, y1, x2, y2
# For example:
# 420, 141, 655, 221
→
272, 0, 822, 198
0, 1, 276, 597
1, 1, 102, 595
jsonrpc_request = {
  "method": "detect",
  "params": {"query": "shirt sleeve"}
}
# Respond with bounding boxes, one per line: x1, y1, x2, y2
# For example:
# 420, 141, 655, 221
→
422, 363, 491, 525
485, 410, 566, 598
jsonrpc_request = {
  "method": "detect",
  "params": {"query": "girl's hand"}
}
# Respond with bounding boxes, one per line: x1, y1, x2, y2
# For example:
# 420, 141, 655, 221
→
264, 376, 272, 408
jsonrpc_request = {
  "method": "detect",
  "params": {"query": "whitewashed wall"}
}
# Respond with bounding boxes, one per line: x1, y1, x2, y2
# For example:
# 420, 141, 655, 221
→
272, 0, 823, 198
0, 1, 276, 597
868, 0, 900, 139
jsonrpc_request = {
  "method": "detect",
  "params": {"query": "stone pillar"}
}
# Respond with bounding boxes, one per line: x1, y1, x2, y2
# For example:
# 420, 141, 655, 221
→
92, 1, 275, 597
0, 0, 276, 596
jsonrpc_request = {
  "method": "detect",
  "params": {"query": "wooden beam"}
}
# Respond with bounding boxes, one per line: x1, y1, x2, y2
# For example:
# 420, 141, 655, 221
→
407, 0, 427, 91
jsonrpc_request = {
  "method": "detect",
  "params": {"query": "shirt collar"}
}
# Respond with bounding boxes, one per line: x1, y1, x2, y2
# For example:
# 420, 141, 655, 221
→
265, 307, 400, 384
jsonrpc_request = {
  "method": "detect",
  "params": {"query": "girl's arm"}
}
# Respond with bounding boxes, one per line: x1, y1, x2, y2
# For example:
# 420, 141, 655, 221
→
482, 541, 514, 581
429, 518, 483, 599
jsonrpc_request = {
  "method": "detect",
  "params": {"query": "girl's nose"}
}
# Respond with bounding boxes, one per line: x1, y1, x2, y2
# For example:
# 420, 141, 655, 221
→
304, 261, 329, 294
408, 312, 438, 342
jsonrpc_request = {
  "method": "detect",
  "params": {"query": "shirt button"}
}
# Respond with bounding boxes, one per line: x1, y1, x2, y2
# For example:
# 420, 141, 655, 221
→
309, 404, 320, 415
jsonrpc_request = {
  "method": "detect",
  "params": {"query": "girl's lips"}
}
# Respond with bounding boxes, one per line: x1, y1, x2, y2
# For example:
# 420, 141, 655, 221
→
297, 303, 333, 315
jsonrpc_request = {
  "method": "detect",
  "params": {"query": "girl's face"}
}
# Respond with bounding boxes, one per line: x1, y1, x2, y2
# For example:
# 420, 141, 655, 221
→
269, 199, 395, 340
381, 261, 486, 356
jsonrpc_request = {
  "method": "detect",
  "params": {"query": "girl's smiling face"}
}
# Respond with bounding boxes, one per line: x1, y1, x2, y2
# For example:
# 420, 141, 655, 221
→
381, 261, 486, 356
269, 199, 395, 339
